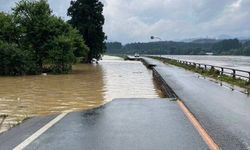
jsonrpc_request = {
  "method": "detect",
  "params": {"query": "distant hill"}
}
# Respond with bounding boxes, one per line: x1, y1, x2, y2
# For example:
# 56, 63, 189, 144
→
106, 38, 250, 56
181, 36, 250, 43
217, 34, 232, 40
191, 38, 219, 44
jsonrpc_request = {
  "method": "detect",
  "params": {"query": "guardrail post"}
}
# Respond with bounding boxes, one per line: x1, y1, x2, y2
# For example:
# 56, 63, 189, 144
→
232, 69, 236, 79
211, 66, 214, 71
198, 64, 201, 68
204, 65, 207, 70
248, 72, 250, 83
221, 68, 224, 75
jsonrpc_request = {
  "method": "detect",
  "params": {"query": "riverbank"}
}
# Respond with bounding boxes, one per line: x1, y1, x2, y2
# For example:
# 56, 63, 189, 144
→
149, 56, 250, 93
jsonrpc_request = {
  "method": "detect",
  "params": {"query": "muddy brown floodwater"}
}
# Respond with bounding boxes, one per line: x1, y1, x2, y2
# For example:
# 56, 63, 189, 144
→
0, 56, 163, 132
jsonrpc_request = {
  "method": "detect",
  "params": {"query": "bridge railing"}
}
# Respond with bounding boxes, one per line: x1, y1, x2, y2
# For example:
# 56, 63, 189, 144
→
173, 59, 250, 82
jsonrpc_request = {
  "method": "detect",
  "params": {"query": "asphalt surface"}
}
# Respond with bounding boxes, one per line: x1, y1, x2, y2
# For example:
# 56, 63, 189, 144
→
1, 99, 207, 150
0, 115, 56, 150
143, 57, 250, 150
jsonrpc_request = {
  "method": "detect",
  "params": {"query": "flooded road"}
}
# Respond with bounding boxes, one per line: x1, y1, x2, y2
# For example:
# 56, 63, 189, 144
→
0, 56, 163, 132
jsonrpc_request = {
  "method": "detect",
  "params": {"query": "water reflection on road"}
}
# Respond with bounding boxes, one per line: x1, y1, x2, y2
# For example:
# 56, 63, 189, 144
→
101, 56, 163, 102
0, 56, 163, 132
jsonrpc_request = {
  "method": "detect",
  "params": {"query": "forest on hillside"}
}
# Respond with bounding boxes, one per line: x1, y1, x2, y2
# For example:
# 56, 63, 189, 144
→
106, 39, 250, 56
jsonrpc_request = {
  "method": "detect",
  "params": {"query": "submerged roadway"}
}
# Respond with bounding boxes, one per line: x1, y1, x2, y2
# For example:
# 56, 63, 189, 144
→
1, 57, 250, 150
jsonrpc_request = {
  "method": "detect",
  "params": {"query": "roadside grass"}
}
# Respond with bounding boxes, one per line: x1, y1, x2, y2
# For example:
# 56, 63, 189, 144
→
150, 56, 250, 92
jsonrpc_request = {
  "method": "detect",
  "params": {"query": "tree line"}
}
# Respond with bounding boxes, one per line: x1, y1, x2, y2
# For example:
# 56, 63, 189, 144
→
106, 39, 250, 56
0, 0, 106, 76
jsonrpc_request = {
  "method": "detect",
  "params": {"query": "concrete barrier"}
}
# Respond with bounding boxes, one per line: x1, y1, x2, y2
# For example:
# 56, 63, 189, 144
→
140, 58, 157, 69
152, 68, 177, 98
140, 57, 176, 98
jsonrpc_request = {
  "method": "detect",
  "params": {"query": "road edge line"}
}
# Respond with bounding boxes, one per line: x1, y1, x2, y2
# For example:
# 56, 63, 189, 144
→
13, 112, 68, 150
177, 100, 220, 150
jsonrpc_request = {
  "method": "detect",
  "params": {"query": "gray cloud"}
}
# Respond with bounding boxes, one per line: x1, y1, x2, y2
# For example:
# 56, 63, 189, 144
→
0, 0, 71, 19
1, 0, 249, 43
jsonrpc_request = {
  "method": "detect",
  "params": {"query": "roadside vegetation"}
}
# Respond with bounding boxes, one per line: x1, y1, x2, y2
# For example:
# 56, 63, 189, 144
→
0, 0, 89, 75
0, 0, 106, 76
150, 56, 250, 92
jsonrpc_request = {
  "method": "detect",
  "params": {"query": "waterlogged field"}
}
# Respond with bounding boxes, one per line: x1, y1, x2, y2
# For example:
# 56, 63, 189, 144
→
162, 55, 250, 71
0, 56, 163, 133
160, 55, 250, 80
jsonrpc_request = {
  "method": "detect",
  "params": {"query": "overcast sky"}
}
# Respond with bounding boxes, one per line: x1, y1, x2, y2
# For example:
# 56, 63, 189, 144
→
0, 0, 250, 43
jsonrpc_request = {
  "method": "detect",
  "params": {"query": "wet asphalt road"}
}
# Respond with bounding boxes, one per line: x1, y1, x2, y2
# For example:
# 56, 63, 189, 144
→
143, 57, 250, 150
1, 99, 207, 150
0, 115, 56, 150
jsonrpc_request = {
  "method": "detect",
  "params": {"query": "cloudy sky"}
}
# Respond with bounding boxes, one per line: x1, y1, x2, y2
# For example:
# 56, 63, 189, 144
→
0, 0, 250, 43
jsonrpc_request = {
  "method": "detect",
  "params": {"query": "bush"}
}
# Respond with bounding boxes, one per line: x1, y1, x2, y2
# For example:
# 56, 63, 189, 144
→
0, 0, 89, 76
0, 41, 31, 76
47, 35, 75, 74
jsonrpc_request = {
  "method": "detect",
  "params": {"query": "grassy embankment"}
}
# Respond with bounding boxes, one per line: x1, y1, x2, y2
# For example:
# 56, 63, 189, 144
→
150, 56, 250, 92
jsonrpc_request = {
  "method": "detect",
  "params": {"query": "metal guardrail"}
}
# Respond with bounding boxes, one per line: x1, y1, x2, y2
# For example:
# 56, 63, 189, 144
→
172, 59, 250, 82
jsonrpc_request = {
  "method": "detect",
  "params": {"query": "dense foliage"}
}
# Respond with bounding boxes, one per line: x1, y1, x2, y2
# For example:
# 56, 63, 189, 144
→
0, 41, 31, 76
0, 0, 89, 76
68, 0, 106, 63
106, 39, 250, 56
106, 41, 213, 55
212, 39, 241, 54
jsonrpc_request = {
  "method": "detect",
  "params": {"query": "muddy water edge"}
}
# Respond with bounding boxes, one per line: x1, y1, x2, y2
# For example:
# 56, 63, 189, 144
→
0, 56, 164, 133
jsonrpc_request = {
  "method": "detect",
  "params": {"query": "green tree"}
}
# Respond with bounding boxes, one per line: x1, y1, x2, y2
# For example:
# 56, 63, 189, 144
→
106, 42, 122, 54
45, 18, 89, 72
45, 16, 89, 66
212, 39, 241, 54
47, 35, 75, 73
0, 12, 17, 43
0, 41, 33, 76
10, 0, 89, 75
68, 0, 106, 63
0, 0, 90, 76
13, 0, 53, 72
69, 27, 89, 60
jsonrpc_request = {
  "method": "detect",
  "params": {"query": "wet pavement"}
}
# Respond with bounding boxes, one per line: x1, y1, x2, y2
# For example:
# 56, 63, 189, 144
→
143, 57, 250, 150
0, 115, 56, 150
2, 57, 250, 150
0, 99, 208, 150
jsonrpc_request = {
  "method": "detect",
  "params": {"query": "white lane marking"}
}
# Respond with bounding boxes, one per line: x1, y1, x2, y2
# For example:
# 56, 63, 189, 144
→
13, 112, 69, 150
